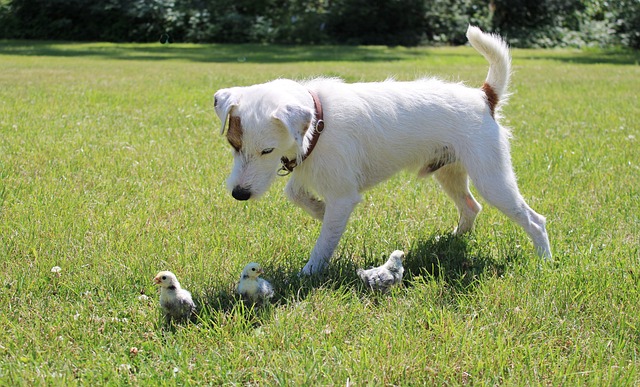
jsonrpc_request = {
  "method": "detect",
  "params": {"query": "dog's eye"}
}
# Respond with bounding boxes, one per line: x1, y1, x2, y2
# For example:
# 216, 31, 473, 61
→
261, 148, 275, 155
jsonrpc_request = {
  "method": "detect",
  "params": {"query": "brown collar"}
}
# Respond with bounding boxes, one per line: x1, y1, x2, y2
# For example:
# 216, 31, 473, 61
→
279, 91, 324, 175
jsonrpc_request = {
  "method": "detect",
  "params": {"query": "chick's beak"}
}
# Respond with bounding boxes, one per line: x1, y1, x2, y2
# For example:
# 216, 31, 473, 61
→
153, 276, 161, 284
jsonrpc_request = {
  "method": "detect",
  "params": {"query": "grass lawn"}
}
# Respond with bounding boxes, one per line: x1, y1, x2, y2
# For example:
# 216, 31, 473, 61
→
0, 40, 638, 385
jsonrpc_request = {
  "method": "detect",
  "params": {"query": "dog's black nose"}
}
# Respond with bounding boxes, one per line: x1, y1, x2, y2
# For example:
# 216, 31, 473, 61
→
232, 186, 251, 201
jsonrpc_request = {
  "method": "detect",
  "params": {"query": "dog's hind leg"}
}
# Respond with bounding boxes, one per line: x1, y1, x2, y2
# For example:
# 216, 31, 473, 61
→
433, 163, 482, 235
301, 193, 362, 275
285, 179, 325, 220
465, 150, 552, 258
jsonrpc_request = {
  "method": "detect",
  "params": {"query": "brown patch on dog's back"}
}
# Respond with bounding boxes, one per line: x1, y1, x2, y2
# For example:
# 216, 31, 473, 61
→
481, 82, 498, 118
227, 116, 243, 152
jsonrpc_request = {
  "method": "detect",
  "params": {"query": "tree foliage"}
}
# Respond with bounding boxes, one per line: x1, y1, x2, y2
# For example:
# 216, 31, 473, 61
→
326, 0, 426, 46
0, 0, 638, 48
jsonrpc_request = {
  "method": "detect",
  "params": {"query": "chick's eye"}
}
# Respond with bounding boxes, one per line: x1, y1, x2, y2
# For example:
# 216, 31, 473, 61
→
251, 268, 256, 271
261, 148, 274, 155
162, 276, 166, 280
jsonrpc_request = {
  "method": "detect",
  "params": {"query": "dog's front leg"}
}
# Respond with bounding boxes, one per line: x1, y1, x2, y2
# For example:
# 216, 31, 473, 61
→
301, 194, 362, 275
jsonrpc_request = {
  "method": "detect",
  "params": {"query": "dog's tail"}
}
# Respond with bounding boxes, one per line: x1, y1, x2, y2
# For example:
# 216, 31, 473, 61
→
466, 25, 511, 116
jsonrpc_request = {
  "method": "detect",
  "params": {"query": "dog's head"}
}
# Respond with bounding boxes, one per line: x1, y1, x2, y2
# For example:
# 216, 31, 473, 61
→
214, 79, 315, 200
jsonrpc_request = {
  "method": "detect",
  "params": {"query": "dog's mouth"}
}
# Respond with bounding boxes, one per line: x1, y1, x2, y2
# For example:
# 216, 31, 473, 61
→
231, 186, 252, 201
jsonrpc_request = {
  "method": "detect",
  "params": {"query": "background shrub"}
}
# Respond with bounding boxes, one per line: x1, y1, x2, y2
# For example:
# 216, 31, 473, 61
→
0, 0, 638, 48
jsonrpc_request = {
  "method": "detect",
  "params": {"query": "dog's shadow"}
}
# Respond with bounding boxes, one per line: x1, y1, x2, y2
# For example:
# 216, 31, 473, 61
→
191, 232, 516, 328
403, 233, 512, 292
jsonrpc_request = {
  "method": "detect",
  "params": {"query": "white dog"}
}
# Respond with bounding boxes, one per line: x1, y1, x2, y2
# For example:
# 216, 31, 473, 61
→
214, 26, 551, 275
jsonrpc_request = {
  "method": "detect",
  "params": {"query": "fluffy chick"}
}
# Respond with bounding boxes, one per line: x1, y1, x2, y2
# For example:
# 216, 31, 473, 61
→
236, 262, 274, 305
153, 271, 195, 324
357, 250, 405, 292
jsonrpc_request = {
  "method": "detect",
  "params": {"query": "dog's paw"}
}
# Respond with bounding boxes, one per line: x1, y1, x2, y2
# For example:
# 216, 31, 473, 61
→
299, 265, 315, 277
300, 260, 328, 276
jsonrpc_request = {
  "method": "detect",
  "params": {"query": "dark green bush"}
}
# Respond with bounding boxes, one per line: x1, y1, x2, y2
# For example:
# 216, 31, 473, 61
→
0, 0, 638, 48
326, 0, 425, 46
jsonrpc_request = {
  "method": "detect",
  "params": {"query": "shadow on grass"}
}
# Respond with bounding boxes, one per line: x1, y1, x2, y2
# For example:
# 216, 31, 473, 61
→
193, 257, 360, 318
2, 40, 638, 65
519, 50, 640, 66
188, 232, 516, 330
403, 233, 512, 292
0, 40, 429, 63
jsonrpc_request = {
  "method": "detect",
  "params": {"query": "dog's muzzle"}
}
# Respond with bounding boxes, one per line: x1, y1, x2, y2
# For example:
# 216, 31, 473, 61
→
232, 186, 252, 201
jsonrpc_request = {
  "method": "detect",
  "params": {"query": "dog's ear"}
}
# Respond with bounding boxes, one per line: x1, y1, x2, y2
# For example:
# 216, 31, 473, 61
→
271, 104, 313, 150
214, 89, 239, 135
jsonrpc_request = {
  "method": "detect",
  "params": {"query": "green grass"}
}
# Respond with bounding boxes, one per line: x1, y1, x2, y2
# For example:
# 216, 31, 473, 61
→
0, 40, 639, 385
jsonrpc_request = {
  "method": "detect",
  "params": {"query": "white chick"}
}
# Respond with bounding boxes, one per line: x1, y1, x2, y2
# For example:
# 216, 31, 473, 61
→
357, 250, 405, 292
236, 262, 274, 305
153, 271, 196, 324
